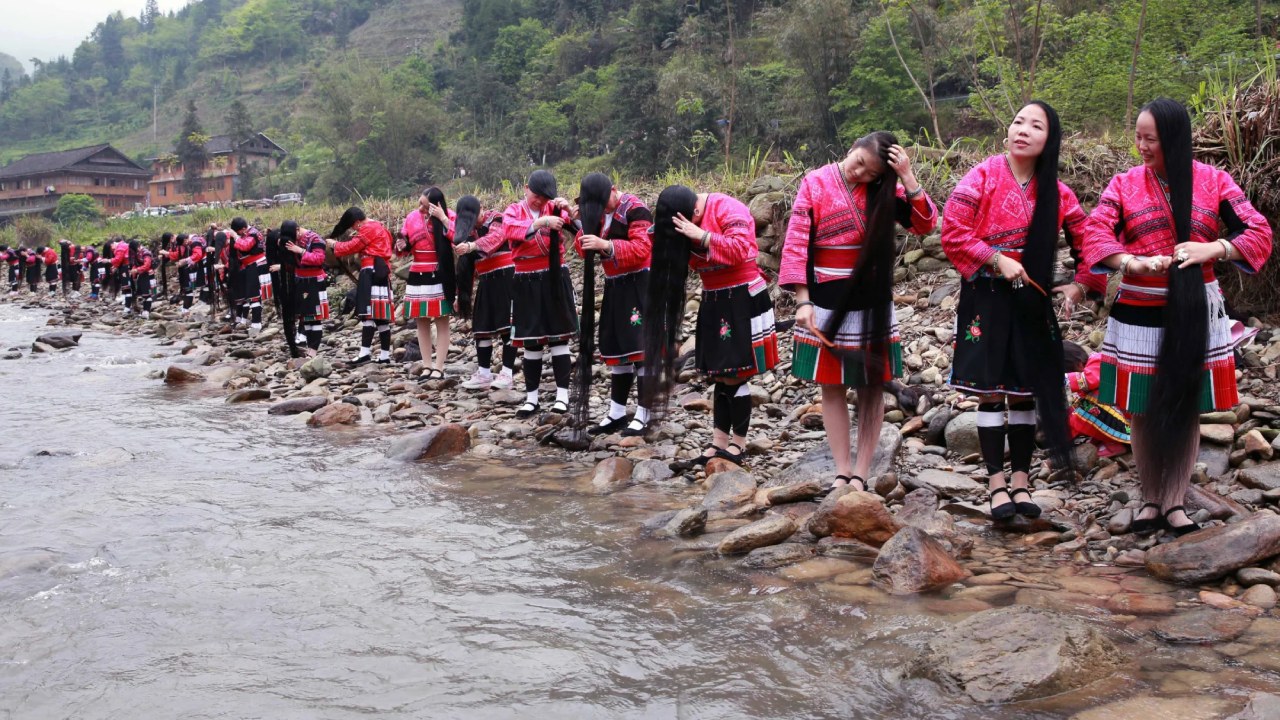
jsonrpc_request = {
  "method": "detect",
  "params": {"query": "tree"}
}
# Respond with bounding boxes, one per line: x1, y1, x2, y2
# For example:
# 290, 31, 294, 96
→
142, 0, 161, 31
53, 194, 103, 225
225, 99, 254, 199
175, 100, 209, 199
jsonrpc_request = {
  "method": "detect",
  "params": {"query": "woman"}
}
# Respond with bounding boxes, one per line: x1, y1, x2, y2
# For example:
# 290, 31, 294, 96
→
399, 187, 457, 380
780, 132, 938, 491
230, 217, 270, 331
573, 173, 655, 436
502, 170, 577, 418
1082, 98, 1272, 536
456, 198, 517, 391
327, 207, 395, 364
641, 185, 778, 465
167, 234, 194, 314
127, 239, 155, 319
941, 101, 1100, 521
281, 221, 330, 356
42, 245, 59, 293
3, 245, 19, 293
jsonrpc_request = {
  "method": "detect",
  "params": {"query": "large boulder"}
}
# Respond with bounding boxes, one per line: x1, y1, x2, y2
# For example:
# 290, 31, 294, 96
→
386, 424, 472, 462
1151, 607, 1253, 644
299, 356, 334, 382
267, 396, 329, 415
585, 457, 633, 493
164, 365, 205, 384
872, 526, 971, 594
701, 470, 758, 511
902, 469, 983, 498
810, 490, 902, 545
35, 331, 81, 349
944, 412, 981, 456
1145, 513, 1280, 584
307, 402, 359, 427
903, 606, 1125, 704
1238, 462, 1280, 492
717, 516, 798, 555
225, 388, 271, 403
774, 424, 901, 487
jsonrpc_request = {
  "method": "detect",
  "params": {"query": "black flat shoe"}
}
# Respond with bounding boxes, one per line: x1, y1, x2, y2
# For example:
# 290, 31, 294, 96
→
1010, 487, 1041, 518
1130, 503, 1163, 534
621, 418, 648, 437
549, 400, 569, 414
714, 443, 745, 466
588, 416, 629, 436
515, 402, 539, 419
349, 355, 372, 366
375, 357, 391, 365
1164, 505, 1202, 537
989, 487, 1016, 522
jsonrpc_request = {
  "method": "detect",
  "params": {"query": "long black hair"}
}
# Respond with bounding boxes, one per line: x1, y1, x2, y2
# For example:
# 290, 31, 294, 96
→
572, 172, 614, 426
1010, 100, 1072, 471
275, 222, 300, 357
816, 131, 899, 384
423, 187, 457, 308
639, 185, 698, 417
452, 195, 482, 319
330, 207, 366, 239
1143, 98, 1205, 443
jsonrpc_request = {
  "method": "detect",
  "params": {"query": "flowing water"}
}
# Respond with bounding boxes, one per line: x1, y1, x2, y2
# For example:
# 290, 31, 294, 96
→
0, 303, 1275, 719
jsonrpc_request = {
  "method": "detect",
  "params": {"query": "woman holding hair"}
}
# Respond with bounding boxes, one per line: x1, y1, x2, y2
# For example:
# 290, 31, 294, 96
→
502, 170, 578, 418
327, 207, 395, 364
281, 221, 330, 356
456, 199, 517, 390
641, 185, 778, 465
127, 239, 155, 319
399, 187, 457, 380
1082, 98, 1272, 536
941, 100, 1102, 521
780, 132, 938, 491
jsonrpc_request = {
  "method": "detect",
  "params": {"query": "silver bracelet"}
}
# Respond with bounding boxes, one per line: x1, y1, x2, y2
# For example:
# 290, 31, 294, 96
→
905, 185, 924, 200
1218, 238, 1234, 261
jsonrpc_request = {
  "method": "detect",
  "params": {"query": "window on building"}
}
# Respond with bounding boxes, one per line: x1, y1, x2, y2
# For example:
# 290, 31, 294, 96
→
94, 178, 102, 186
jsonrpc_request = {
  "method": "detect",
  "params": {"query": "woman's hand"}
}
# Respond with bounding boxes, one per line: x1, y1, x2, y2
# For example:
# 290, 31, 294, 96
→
994, 253, 1026, 283
580, 234, 610, 252
452, 242, 474, 257
538, 216, 565, 232
269, 264, 281, 273
427, 202, 447, 222
1124, 254, 1174, 275
1053, 283, 1085, 315
324, 238, 336, 248
672, 213, 703, 242
285, 241, 304, 256
795, 302, 815, 333
1173, 242, 1221, 269
888, 144, 918, 191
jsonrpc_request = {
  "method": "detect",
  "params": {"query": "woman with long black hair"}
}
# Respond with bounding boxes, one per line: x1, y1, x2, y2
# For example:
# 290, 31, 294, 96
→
941, 101, 1098, 521
573, 173, 655, 436
398, 187, 457, 380
640, 185, 778, 465
1083, 98, 1272, 536
327, 207, 395, 364
780, 132, 938, 491
502, 170, 578, 418
281, 221, 330, 356
127, 239, 155, 319
455, 199, 517, 391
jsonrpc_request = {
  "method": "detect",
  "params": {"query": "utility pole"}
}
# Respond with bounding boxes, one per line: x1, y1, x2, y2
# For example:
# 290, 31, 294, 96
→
153, 84, 158, 144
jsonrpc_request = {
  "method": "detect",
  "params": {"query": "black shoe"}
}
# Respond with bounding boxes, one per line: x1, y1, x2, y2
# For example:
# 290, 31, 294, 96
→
549, 400, 569, 414
1164, 506, 1202, 537
588, 416, 629, 436
621, 418, 648, 437
989, 487, 1016, 521
1009, 487, 1041, 518
349, 354, 372, 366
714, 443, 745, 466
515, 402, 539, 419
375, 357, 391, 365
1130, 503, 1163, 534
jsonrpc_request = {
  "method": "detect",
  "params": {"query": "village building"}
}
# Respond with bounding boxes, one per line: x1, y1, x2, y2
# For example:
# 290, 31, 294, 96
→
148, 133, 287, 206
0, 144, 151, 219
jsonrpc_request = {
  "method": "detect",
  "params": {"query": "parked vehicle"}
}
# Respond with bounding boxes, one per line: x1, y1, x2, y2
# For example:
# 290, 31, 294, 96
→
141, 207, 170, 217
273, 193, 304, 206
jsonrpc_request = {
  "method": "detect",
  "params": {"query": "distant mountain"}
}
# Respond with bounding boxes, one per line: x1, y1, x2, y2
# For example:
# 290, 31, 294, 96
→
0, 52, 24, 83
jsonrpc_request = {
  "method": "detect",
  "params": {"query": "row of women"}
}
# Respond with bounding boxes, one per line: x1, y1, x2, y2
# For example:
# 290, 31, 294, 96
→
2, 240, 160, 314
375, 96, 1268, 540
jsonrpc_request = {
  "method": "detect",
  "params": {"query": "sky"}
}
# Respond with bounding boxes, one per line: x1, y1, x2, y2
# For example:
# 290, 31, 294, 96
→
0, 0, 192, 73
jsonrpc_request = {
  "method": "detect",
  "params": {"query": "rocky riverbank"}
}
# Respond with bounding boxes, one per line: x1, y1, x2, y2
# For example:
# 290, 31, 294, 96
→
7, 234, 1280, 711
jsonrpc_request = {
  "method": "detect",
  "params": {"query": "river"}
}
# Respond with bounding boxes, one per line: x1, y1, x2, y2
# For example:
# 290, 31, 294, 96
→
0, 302, 1273, 719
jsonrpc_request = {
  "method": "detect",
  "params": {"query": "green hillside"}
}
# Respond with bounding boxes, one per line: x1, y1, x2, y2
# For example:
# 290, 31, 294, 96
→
0, 0, 1273, 202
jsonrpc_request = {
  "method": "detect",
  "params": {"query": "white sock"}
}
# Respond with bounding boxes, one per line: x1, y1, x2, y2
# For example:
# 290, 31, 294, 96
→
555, 387, 569, 405
608, 401, 627, 420
500, 367, 513, 377
250, 323, 261, 330
357, 348, 371, 358
476, 367, 493, 379
635, 407, 651, 424
526, 390, 539, 405
379, 349, 390, 361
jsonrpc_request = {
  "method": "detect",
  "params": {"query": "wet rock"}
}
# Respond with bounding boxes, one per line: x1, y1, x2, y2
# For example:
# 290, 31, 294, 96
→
717, 516, 797, 555
631, 459, 674, 483
903, 606, 1124, 704
35, 331, 80, 348
268, 396, 329, 415
1230, 693, 1280, 720
903, 469, 982, 497
776, 424, 901, 487
759, 480, 823, 506
741, 543, 816, 569
1201, 423, 1235, 445
1237, 462, 1280, 492
163, 365, 205, 383
812, 490, 902, 545
585, 457, 634, 493
299, 356, 334, 382
1145, 513, 1280, 584
661, 508, 707, 538
1151, 608, 1253, 643
701, 470, 757, 511
1071, 696, 1234, 720
704, 457, 740, 476
872, 526, 970, 594
386, 424, 471, 462
1240, 583, 1277, 609
307, 402, 359, 427
1236, 567, 1280, 586
815, 536, 881, 562
1186, 485, 1249, 520
30, 341, 58, 353
943, 412, 980, 456
225, 388, 271, 403
1104, 593, 1176, 615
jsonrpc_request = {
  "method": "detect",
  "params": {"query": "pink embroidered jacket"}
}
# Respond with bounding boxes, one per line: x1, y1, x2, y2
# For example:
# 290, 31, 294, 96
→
688, 193, 761, 291
573, 192, 653, 277
399, 208, 457, 273
471, 211, 511, 275
233, 227, 266, 268
294, 228, 328, 280
1081, 162, 1271, 303
941, 155, 1104, 293
780, 162, 938, 288
502, 200, 575, 273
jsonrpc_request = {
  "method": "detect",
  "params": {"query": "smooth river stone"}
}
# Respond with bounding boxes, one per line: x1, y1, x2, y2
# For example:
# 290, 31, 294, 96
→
1152, 608, 1253, 644
1146, 513, 1280, 584
1070, 695, 1235, 720
872, 527, 970, 595
716, 516, 796, 555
